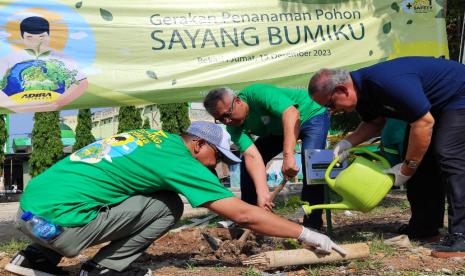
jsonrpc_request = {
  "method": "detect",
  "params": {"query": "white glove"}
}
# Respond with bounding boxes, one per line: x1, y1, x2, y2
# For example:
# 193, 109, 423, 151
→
298, 227, 347, 255
384, 163, 412, 187
333, 139, 352, 161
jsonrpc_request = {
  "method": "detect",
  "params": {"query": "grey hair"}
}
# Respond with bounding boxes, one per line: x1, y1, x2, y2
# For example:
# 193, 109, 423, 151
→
203, 87, 235, 115
308, 68, 350, 96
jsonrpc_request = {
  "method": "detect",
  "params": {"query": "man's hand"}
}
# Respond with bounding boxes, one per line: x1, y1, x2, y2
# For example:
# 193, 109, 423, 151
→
384, 163, 413, 187
333, 139, 352, 161
298, 227, 347, 255
282, 154, 299, 179
257, 192, 275, 212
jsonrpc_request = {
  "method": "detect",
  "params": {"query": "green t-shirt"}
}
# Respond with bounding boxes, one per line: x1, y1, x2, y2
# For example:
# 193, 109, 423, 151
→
20, 129, 233, 227
227, 84, 326, 152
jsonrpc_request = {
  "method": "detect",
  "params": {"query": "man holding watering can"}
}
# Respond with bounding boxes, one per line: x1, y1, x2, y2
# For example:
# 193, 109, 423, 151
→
308, 56, 465, 258
204, 84, 329, 230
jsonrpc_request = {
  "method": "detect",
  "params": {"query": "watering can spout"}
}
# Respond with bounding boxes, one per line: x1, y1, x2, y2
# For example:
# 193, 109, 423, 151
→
302, 202, 350, 215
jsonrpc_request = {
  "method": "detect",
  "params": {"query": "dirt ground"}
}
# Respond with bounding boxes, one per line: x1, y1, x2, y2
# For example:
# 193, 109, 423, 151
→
1, 192, 465, 275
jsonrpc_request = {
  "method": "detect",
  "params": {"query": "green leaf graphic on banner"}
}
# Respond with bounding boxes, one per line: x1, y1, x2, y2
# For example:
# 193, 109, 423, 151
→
25, 49, 36, 57
172, 79, 177, 86
407, 19, 413, 24
146, 71, 158, 79
435, 9, 445, 18
369, 50, 373, 56
38, 50, 51, 58
100, 8, 113, 21
383, 22, 391, 34
391, 2, 399, 12
75, 1, 82, 9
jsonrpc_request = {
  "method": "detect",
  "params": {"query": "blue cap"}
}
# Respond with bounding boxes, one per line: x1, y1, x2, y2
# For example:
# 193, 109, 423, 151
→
21, 211, 33, 221
187, 121, 241, 164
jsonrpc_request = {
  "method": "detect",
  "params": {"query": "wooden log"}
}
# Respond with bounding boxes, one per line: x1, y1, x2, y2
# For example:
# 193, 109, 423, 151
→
243, 243, 369, 268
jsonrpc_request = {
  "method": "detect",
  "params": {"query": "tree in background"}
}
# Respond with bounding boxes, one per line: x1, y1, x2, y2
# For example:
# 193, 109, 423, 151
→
142, 117, 151, 129
73, 109, 95, 151
117, 106, 142, 133
158, 103, 190, 134
29, 112, 63, 177
446, 0, 465, 61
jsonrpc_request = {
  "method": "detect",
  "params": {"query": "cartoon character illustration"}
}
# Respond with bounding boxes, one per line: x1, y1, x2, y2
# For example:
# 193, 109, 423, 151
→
70, 133, 144, 164
0, 16, 88, 112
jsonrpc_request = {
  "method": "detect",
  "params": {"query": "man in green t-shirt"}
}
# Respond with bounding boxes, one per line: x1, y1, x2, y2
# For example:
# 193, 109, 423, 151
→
204, 84, 330, 230
6, 121, 344, 276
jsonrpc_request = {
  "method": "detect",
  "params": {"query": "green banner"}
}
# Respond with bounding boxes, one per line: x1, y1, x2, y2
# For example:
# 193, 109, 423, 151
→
0, 0, 448, 113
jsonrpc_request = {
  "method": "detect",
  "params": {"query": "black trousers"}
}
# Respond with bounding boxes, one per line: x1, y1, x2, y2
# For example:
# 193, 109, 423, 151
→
406, 109, 465, 234
406, 145, 445, 235
240, 135, 324, 229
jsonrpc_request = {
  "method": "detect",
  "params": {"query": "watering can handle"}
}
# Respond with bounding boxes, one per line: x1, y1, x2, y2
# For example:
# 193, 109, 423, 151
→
325, 147, 391, 186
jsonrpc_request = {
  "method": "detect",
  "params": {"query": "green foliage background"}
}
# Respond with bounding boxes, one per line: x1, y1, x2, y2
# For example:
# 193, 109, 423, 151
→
117, 106, 142, 133
446, 0, 465, 61
158, 103, 190, 134
73, 109, 95, 151
29, 112, 63, 177
142, 117, 151, 129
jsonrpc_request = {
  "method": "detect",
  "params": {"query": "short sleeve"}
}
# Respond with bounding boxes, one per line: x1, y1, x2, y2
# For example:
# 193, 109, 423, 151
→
227, 125, 254, 152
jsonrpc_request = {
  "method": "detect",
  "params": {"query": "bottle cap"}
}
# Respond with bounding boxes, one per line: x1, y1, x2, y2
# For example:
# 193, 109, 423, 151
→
21, 211, 33, 221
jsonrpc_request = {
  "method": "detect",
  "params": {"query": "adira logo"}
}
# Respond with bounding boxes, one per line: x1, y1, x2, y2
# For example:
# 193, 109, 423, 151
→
21, 92, 52, 99
402, 0, 433, 14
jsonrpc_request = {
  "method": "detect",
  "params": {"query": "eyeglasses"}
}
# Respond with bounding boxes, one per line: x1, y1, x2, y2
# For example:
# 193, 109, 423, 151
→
215, 97, 237, 124
324, 91, 336, 110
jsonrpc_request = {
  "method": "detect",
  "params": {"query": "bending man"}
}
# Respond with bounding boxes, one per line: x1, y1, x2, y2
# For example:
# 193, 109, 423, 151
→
204, 84, 329, 230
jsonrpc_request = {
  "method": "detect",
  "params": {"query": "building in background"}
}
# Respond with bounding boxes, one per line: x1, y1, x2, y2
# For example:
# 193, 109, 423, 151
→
63, 103, 212, 139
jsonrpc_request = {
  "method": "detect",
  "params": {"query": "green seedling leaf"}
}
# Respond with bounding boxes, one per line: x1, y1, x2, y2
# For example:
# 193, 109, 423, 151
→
383, 22, 391, 34
369, 50, 373, 56
38, 50, 51, 58
391, 2, 399, 12
407, 19, 413, 24
172, 79, 177, 85
146, 70, 158, 79
100, 8, 113, 21
25, 49, 36, 57
75, 1, 82, 9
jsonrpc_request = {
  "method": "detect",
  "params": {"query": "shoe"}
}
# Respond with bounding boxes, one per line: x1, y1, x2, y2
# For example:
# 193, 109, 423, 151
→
431, 233, 465, 258
5, 250, 68, 276
397, 224, 441, 243
79, 261, 152, 276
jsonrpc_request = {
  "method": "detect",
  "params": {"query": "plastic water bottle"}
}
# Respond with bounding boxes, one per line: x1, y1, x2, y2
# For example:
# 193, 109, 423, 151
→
21, 211, 62, 240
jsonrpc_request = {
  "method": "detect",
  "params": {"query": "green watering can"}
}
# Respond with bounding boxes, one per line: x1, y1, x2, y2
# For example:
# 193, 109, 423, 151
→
302, 147, 394, 214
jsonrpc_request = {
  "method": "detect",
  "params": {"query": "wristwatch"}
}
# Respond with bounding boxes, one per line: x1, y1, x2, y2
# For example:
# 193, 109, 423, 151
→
403, 160, 419, 169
